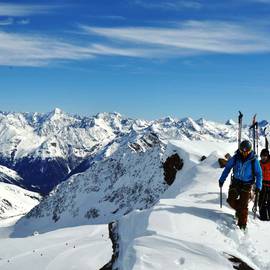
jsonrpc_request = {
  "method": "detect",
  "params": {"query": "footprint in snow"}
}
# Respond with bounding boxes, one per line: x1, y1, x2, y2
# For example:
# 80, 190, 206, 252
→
175, 257, 185, 265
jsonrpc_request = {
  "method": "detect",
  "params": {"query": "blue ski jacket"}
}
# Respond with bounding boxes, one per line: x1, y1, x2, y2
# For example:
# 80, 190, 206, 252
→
219, 150, 262, 190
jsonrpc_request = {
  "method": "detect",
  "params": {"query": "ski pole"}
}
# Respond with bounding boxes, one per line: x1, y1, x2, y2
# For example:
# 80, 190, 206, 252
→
238, 111, 243, 148
220, 187, 222, 208
250, 114, 257, 155
255, 122, 259, 156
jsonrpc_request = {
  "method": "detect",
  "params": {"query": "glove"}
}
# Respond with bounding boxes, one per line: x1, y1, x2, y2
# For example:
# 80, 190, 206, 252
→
219, 181, 223, 188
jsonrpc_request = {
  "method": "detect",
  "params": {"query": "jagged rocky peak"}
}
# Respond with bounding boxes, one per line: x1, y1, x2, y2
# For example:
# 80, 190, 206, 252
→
0, 111, 29, 130
196, 117, 207, 126
161, 116, 176, 123
94, 112, 134, 133
259, 120, 269, 128
96, 111, 122, 119
37, 108, 79, 136
225, 119, 236, 126
179, 117, 201, 132
47, 108, 65, 119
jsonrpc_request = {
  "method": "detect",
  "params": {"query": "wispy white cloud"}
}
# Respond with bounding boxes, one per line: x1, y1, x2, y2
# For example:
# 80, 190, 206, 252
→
82, 21, 270, 55
0, 17, 13, 25
0, 31, 96, 66
2, 20, 270, 67
0, 31, 156, 67
0, 3, 57, 17
251, 0, 270, 3
133, 0, 202, 10
88, 15, 126, 21
0, 17, 30, 26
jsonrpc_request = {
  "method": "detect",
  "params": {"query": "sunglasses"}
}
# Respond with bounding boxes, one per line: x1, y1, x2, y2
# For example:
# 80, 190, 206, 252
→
240, 149, 251, 155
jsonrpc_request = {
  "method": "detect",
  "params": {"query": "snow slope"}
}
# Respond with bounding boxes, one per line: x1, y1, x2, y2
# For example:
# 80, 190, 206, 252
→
0, 183, 41, 219
0, 218, 111, 270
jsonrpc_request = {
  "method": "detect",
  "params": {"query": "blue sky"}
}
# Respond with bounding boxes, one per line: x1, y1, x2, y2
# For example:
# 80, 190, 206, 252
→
0, 0, 270, 122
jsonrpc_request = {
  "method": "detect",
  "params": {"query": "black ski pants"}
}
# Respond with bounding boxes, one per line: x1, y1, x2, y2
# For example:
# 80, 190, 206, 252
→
259, 185, 270, 221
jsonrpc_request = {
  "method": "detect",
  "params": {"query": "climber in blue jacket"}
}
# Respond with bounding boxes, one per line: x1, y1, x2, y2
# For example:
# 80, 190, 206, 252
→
219, 140, 262, 230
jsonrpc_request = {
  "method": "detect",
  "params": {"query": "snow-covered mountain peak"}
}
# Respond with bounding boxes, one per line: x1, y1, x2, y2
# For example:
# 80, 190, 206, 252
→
196, 117, 207, 126
37, 108, 79, 136
92, 112, 137, 135
47, 108, 65, 120
162, 116, 176, 123
178, 117, 201, 132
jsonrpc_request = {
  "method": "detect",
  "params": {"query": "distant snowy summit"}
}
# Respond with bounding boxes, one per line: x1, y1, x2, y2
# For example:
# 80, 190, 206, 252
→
0, 108, 268, 194
225, 119, 236, 126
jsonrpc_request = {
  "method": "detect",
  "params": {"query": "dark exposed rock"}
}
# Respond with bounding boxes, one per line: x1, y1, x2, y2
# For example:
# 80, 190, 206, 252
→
200, 155, 207, 161
85, 208, 99, 219
100, 222, 119, 270
163, 154, 183, 185
224, 253, 255, 270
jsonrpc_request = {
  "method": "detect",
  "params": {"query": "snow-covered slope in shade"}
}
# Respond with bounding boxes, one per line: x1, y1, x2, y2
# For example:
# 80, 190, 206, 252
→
113, 141, 270, 270
0, 183, 41, 219
12, 131, 179, 236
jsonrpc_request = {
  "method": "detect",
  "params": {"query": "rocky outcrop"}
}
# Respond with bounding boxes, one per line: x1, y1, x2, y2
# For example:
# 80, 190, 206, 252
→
163, 154, 183, 185
100, 222, 119, 270
224, 253, 255, 270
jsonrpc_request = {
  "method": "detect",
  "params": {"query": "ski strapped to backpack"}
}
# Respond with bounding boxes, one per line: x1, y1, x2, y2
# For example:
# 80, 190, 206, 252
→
250, 114, 259, 156
250, 114, 259, 219
238, 111, 243, 148
264, 127, 269, 150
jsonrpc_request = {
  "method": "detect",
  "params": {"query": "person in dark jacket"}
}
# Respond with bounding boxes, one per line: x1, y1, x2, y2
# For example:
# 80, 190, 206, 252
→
258, 148, 270, 220
219, 140, 262, 230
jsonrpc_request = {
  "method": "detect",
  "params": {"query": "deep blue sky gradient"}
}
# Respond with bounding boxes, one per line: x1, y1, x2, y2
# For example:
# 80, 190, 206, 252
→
0, 0, 270, 123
